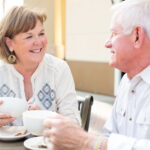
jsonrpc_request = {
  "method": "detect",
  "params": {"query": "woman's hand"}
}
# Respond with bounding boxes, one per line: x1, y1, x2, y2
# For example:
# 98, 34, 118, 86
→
28, 102, 41, 110
0, 100, 16, 127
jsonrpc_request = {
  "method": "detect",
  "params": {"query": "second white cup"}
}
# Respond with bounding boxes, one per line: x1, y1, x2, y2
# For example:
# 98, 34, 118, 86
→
23, 110, 56, 136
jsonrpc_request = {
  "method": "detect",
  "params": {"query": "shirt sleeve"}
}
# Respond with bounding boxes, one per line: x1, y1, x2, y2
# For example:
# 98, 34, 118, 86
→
55, 61, 81, 125
108, 133, 150, 150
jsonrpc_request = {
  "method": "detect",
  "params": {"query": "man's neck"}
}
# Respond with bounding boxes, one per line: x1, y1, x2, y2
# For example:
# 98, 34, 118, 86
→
126, 62, 149, 79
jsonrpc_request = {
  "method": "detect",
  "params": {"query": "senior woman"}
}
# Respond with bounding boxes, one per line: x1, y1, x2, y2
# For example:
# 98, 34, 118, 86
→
0, 6, 80, 126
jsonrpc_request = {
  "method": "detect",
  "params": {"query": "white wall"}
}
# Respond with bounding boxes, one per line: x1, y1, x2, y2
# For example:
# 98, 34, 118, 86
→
5, 0, 23, 11
0, 0, 4, 19
66, 0, 112, 62
24, 0, 54, 47
0, 0, 23, 19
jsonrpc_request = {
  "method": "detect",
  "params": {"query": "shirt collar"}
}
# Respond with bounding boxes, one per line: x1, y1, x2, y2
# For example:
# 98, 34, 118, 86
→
124, 66, 150, 84
138, 65, 150, 85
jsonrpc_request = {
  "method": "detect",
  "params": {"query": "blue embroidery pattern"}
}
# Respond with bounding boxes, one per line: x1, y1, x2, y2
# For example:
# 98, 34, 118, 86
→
38, 84, 55, 109
6, 123, 13, 126
0, 84, 16, 97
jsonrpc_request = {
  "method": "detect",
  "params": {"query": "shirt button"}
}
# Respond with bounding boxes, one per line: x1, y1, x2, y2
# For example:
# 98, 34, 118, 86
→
123, 112, 126, 117
131, 90, 135, 93
129, 117, 132, 121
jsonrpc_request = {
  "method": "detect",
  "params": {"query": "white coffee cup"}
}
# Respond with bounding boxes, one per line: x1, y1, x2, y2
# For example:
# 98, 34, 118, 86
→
23, 110, 56, 136
0, 97, 28, 118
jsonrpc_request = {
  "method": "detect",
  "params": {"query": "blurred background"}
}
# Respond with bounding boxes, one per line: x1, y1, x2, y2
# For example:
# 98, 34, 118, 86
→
0, 0, 125, 134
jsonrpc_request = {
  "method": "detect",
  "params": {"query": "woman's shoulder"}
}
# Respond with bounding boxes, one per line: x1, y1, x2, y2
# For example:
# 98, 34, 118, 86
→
0, 60, 7, 70
0, 60, 10, 77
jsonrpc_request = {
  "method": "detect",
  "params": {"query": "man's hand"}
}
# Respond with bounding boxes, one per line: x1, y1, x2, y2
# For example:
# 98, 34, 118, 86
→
43, 114, 96, 150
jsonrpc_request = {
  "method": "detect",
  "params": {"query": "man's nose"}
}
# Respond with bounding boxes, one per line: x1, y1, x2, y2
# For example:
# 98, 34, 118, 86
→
105, 40, 112, 48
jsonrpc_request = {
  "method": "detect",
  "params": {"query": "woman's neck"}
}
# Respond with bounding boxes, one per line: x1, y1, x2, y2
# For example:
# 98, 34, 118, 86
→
14, 62, 39, 77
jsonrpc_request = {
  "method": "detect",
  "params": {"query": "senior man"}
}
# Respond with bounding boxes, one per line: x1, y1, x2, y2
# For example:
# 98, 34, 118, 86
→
44, 0, 150, 150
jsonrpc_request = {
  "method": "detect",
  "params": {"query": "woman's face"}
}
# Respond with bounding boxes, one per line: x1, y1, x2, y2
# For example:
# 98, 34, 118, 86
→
7, 20, 47, 66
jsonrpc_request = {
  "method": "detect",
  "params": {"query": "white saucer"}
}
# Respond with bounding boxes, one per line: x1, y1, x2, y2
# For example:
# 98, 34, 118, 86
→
24, 136, 53, 150
0, 126, 30, 141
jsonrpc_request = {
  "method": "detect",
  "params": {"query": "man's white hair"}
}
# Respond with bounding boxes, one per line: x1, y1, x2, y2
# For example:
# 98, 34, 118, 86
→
111, 0, 150, 37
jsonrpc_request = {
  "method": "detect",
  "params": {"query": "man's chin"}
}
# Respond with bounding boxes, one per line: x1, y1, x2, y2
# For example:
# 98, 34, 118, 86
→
109, 62, 116, 68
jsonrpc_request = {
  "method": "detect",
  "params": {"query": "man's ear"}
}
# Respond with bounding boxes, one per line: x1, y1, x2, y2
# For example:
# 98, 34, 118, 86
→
132, 26, 145, 49
5, 37, 13, 52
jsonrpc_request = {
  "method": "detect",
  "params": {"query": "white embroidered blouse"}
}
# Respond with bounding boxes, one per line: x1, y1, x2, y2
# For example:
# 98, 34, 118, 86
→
0, 54, 81, 125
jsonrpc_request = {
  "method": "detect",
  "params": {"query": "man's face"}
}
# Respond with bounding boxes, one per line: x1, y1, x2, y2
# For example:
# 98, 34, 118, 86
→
105, 21, 134, 72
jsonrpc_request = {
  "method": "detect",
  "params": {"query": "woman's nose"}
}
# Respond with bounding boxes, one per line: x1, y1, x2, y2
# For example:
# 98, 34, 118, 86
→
105, 40, 112, 48
33, 37, 41, 45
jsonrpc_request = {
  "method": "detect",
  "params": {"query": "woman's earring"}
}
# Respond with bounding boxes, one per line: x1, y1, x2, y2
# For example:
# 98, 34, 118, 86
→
8, 53, 16, 64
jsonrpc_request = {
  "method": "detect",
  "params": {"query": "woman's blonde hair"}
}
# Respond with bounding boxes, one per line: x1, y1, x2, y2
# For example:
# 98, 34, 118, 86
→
0, 6, 47, 63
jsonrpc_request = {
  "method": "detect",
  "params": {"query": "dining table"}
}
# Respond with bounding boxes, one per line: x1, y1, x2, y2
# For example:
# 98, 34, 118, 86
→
0, 137, 28, 150
0, 126, 52, 150
0, 135, 52, 150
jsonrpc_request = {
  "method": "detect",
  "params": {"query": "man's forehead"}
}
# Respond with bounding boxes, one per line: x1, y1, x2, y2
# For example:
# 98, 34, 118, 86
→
110, 21, 123, 32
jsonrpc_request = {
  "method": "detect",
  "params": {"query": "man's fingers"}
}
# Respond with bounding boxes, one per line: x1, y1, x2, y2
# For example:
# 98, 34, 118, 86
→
43, 115, 63, 129
43, 128, 58, 146
43, 119, 52, 128
43, 129, 52, 137
43, 115, 72, 129
47, 114, 64, 120
43, 118, 60, 129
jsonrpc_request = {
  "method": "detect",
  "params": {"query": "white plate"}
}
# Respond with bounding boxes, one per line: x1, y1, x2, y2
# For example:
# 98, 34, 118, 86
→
0, 126, 30, 141
24, 136, 53, 150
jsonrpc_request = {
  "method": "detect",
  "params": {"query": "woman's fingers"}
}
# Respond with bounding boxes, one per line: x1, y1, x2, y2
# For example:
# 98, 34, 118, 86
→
0, 113, 12, 119
28, 103, 40, 110
0, 117, 15, 126
0, 100, 3, 105
0, 113, 16, 127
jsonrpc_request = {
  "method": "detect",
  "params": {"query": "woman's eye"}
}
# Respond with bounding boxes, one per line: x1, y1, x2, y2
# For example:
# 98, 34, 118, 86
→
26, 36, 32, 39
39, 32, 45, 36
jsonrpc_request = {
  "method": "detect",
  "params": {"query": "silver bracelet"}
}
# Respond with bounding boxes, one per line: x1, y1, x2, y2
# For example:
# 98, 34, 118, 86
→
93, 137, 105, 150
97, 139, 105, 150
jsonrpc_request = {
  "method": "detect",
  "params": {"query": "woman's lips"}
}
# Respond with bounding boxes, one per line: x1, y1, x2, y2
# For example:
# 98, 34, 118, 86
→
29, 48, 42, 53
